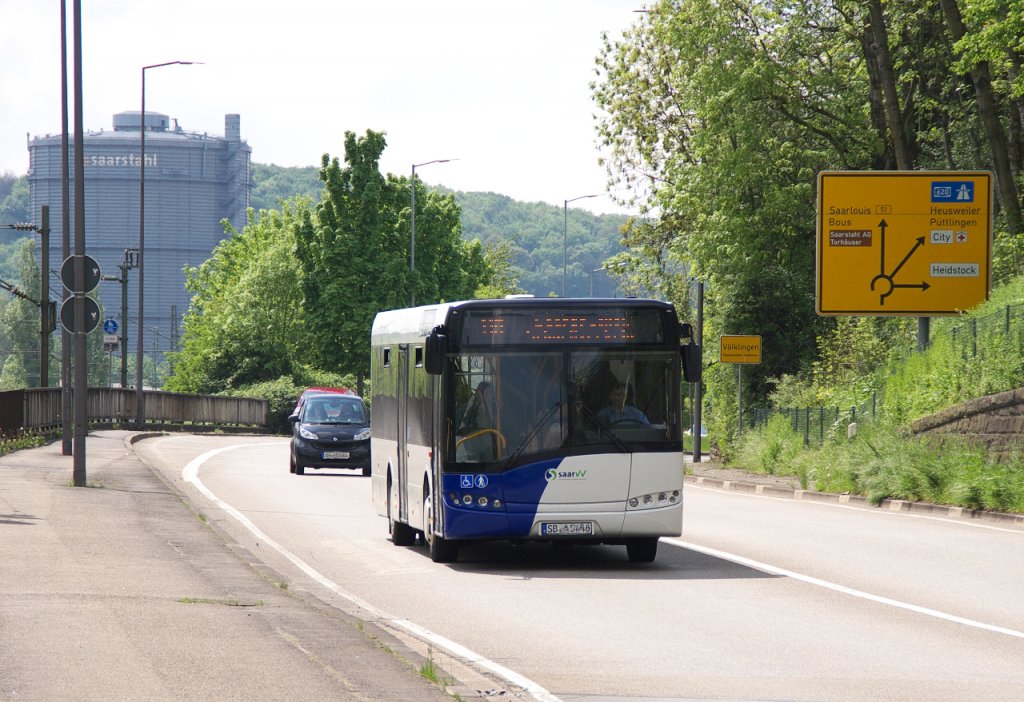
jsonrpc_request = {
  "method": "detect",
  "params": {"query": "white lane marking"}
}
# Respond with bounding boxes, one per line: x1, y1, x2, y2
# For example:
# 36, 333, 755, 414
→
687, 481, 1024, 534
665, 538, 1024, 640
182, 442, 560, 702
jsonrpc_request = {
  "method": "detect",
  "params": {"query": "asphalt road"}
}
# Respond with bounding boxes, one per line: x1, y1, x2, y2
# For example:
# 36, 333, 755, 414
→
137, 434, 1024, 702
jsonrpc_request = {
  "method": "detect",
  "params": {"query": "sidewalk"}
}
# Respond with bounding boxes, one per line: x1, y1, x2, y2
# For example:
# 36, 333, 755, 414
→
0, 431, 455, 702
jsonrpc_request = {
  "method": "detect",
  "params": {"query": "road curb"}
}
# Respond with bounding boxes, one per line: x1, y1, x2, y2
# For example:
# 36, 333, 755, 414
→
685, 474, 1024, 529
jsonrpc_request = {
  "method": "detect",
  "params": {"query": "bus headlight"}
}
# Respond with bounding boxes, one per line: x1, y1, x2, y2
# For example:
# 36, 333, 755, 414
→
450, 493, 505, 510
627, 490, 681, 511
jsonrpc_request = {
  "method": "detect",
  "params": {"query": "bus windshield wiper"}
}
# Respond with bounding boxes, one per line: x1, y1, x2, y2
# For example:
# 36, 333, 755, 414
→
576, 402, 630, 453
506, 401, 562, 465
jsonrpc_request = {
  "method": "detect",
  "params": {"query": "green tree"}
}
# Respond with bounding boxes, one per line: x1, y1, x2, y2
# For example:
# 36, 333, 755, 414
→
592, 0, 1024, 446
474, 239, 523, 299
250, 163, 321, 212
0, 173, 30, 223
594, 0, 852, 406
165, 200, 312, 394
0, 239, 41, 388
296, 130, 489, 391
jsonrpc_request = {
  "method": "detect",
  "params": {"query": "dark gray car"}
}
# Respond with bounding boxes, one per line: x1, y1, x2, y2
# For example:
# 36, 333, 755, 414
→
289, 393, 371, 476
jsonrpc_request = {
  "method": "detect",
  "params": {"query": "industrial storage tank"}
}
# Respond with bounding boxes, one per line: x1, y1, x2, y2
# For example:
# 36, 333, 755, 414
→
27, 112, 251, 370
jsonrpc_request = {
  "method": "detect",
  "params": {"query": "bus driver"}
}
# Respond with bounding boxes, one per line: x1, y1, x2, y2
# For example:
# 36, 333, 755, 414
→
597, 383, 650, 425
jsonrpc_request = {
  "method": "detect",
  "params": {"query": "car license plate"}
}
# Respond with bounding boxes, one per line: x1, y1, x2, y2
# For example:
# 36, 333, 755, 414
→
322, 451, 349, 459
541, 521, 593, 536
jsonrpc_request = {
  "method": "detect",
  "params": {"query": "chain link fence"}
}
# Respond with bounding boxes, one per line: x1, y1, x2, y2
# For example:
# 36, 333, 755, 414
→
750, 301, 1024, 444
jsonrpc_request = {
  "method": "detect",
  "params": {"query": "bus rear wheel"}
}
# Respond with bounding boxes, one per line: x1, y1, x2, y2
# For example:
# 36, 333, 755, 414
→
626, 537, 659, 563
388, 472, 415, 546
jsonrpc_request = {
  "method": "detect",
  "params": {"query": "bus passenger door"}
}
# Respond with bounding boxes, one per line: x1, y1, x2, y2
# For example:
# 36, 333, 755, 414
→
397, 345, 409, 522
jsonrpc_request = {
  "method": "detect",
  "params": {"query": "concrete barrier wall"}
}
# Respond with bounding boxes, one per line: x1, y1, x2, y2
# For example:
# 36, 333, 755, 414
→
911, 387, 1024, 460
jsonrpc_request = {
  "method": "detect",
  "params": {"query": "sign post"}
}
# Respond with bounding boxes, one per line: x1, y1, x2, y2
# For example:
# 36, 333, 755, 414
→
720, 335, 762, 438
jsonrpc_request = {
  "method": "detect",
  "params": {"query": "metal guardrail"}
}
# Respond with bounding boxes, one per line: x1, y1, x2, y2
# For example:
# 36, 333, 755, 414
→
0, 387, 267, 436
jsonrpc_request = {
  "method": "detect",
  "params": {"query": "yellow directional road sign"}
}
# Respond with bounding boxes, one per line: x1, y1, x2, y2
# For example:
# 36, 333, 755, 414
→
816, 171, 992, 316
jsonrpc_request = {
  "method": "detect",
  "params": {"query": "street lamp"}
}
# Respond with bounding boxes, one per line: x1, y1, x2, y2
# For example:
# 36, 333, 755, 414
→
2, 205, 51, 386
590, 260, 628, 297
410, 158, 455, 306
563, 193, 603, 297
138, 60, 199, 427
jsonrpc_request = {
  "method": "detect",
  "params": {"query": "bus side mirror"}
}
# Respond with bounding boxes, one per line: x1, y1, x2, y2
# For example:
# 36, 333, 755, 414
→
424, 327, 447, 375
681, 341, 701, 383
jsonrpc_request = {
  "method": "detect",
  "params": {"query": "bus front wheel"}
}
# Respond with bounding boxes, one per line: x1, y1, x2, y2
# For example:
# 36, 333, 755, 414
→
423, 495, 459, 563
626, 537, 659, 563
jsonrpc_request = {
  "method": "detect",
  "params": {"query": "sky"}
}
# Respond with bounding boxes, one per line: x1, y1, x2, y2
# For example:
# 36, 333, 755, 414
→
0, 0, 644, 215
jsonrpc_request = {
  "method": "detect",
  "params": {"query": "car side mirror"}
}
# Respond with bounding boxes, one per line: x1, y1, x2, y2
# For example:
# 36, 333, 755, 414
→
288, 412, 299, 423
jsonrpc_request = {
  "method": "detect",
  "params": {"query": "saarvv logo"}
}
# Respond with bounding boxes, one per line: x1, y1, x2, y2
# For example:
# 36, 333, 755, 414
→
545, 468, 587, 481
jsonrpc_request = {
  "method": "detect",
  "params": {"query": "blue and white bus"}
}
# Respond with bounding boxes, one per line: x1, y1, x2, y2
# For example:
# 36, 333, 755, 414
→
370, 297, 700, 563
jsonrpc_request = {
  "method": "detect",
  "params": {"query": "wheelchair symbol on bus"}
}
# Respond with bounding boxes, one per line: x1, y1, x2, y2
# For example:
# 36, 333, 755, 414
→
460, 474, 489, 489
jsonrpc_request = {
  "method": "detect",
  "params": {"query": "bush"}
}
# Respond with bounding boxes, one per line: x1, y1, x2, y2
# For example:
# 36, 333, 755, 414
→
225, 377, 304, 434
733, 414, 805, 476
228, 370, 362, 434
0, 432, 45, 457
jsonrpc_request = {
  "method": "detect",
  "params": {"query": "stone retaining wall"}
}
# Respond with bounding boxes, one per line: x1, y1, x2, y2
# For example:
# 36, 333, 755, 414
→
911, 387, 1024, 460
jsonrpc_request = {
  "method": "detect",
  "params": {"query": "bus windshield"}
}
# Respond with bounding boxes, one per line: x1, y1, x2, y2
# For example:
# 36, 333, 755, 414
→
448, 349, 679, 470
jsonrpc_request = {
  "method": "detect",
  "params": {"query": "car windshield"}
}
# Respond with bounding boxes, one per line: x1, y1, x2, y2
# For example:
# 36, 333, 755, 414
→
302, 397, 367, 425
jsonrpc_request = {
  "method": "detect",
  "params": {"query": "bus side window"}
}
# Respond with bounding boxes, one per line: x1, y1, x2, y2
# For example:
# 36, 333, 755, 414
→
383, 348, 391, 367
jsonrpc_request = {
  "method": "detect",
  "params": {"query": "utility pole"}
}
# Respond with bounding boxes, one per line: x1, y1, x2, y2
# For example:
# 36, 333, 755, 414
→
101, 247, 137, 388
1, 206, 52, 387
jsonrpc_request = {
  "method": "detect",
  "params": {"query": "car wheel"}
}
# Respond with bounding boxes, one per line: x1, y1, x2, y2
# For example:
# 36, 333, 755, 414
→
296, 464, 305, 476
289, 453, 296, 474
361, 465, 371, 477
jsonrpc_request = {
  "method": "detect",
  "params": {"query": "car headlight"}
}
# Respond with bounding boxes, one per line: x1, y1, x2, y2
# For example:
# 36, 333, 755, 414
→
354, 428, 371, 441
299, 426, 318, 440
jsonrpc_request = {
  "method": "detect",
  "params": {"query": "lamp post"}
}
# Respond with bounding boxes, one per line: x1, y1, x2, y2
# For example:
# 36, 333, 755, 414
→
410, 158, 455, 306
563, 193, 603, 297
138, 60, 199, 427
2, 206, 51, 387
589, 260, 628, 298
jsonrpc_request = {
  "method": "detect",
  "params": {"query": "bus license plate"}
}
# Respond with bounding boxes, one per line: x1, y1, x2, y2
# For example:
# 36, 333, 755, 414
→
541, 522, 593, 536
322, 451, 349, 459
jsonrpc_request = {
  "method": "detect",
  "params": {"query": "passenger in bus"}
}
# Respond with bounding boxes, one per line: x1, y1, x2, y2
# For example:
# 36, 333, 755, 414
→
456, 381, 500, 462
597, 383, 650, 425
457, 381, 493, 433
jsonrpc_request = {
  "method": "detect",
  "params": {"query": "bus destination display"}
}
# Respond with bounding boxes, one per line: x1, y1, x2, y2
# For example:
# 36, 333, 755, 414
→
459, 309, 665, 345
